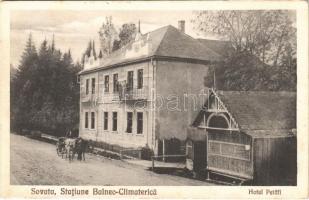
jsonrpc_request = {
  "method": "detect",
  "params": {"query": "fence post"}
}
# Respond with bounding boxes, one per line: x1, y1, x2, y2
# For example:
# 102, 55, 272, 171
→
162, 139, 166, 162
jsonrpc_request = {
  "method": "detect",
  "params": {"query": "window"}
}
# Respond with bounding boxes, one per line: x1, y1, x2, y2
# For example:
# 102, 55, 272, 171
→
137, 112, 143, 134
127, 71, 134, 90
137, 69, 143, 89
113, 74, 118, 92
112, 112, 118, 131
126, 112, 133, 133
86, 79, 89, 95
91, 112, 95, 129
103, 112, 108, 130
104, 75, 109, 92
91, 78, 96, 94
85, 112, 89, 128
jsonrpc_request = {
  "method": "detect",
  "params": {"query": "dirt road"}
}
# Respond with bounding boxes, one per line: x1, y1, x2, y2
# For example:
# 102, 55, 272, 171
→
10, 134, 214, 186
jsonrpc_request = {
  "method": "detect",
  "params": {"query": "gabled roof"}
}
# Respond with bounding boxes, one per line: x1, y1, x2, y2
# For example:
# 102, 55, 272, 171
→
192, 89, 296, 137
154, 26, 222, 60
197, 39, 234, 57
215, 90, 296, 131
80, 25, 222, 74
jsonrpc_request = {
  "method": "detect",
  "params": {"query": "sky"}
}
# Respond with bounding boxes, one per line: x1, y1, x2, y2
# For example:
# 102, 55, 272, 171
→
10, 10, 208, 67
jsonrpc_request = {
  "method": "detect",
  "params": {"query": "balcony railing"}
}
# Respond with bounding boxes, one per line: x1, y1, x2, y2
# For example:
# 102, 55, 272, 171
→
81, 82, 149, 103
81, 93, 99, 103
119, 86, 148, 101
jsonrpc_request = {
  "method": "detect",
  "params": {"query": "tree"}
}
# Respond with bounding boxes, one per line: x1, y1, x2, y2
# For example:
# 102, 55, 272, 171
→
11, 34, 82, 136
92, 40, 97, 60
112, 23, 136, 51
194, 11, 296, 91
193, 10, 296, 65
98, 16, 118, 57
81, 40, 92, 65
11, 33, 38, 130
98, 50, 103, 59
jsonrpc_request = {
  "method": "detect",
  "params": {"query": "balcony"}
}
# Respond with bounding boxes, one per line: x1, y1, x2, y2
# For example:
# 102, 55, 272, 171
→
81, 93, 99, 103
81, 84, 149, 103
118, 87, 149, 101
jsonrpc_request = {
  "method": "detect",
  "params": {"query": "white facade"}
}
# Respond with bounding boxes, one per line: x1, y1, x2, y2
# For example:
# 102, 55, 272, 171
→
79, 61, 156, 150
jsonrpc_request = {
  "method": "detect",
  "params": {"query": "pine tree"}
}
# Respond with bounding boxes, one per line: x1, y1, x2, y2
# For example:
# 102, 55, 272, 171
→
11, 33, 39, 130
81, 40, 93, 65
11, 34, 82, 136
92, 40, 97, 60
51, 34, 55, 53
98, 50, 103, 59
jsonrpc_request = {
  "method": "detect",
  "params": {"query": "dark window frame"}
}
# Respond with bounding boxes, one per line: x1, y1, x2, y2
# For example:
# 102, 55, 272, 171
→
127, 71, 134, 90
137, 112, 143, 134
86, 79, 89, 95
113, 74, 119, 93
137, 69, 143, 89
104, 75, 109, 93
126, 112, 133, 133
112, 112, 118, 131
85, 112, 89, 128
91, 78, 96, 94
103, 112, 108, 130
91, 112, 95, 129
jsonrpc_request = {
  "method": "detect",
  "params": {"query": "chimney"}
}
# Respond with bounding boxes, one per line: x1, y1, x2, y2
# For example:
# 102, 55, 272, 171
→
178, 20, 185, 33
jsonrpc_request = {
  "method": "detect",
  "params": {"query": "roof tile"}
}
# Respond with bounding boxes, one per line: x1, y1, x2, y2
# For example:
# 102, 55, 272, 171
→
80, 25, 221, 74
216, 91, 296, 131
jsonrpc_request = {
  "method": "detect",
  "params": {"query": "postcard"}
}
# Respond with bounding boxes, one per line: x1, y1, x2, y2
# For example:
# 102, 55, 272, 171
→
0, 1, 308, 199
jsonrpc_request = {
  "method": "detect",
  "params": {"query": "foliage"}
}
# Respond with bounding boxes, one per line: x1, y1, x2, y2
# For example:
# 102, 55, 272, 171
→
194, 10, 296, 91
98, 17, 137, 54
205, 52, 296, 91
193, 10, 296, 66
98, 16, 118, 57
11, 34, 82, 136
112, 23, 137, 51
81, 40, 97, 65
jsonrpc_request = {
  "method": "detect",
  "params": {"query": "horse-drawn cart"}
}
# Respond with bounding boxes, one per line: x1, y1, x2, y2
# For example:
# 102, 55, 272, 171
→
56, 137, 88, 161
56, 137, 67, 158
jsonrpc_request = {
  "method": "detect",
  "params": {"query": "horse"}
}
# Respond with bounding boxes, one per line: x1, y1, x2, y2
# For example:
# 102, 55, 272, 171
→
64, 138, 76, 161
74, 137, 89, 161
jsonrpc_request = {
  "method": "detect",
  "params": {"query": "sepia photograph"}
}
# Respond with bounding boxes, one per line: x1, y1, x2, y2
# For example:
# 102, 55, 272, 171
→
1, 1, 308, 199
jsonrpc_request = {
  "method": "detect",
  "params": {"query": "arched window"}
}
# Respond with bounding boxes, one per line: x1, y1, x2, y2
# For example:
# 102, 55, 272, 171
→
207, 113, 230, 129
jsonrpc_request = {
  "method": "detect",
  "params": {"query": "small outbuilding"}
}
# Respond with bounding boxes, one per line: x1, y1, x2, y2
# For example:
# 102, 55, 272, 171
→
186, 89, 296, 185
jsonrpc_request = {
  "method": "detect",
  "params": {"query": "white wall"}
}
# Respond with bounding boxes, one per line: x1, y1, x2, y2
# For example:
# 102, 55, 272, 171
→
79, 61, 156, 149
